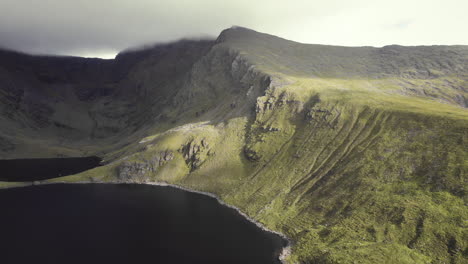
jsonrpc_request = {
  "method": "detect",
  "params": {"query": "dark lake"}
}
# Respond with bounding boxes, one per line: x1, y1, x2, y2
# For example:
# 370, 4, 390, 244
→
0, 156, 102, 181
0, 184, 287, 264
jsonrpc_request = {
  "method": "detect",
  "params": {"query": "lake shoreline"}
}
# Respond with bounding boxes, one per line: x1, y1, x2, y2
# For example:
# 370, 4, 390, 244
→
1, 180, 292, 263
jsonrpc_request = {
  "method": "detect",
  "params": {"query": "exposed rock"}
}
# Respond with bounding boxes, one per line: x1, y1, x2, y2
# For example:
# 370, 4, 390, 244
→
117, 150, 174, 181
118, 161, 151, 181
261, 125, 280, 132
201, 138, 208, 148
161, 150, 174, 162
305, 107, 336, 129
0, 39, 215, 156
244, 146, 261, 161
0, 26, 467, 264
179, 139, 210, 171
255, 96, 276, 113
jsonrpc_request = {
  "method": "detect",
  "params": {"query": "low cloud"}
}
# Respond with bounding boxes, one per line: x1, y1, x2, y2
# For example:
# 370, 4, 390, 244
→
0, 0, 466, 58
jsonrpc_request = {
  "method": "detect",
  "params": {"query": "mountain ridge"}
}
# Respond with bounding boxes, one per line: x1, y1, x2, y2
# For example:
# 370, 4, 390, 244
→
0, 27, 467, 264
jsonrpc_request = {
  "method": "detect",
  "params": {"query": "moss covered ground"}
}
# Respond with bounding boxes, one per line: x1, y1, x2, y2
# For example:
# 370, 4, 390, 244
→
1, 27, 467, 263
44, 72, 467, 263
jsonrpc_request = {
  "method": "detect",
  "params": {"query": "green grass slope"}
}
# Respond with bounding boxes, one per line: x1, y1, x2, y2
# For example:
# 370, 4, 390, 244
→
3, 27, 468, 263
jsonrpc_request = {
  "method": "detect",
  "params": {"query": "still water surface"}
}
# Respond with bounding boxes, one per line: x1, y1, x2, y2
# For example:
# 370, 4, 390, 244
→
0, 156, 102, 181
0, 183, 286, 264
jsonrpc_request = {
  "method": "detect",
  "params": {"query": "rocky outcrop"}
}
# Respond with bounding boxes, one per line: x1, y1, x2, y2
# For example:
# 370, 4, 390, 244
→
255, 96, 275, 113
117, 161, 152, 182
244, 146, 261, 161
304, 107, 338, 129
1, 26, 467, 264
179, 138, 211, 171
117, 150, 174, 181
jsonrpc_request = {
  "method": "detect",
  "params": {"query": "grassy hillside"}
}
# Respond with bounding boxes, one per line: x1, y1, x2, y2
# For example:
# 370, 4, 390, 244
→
2, 27, 468, 263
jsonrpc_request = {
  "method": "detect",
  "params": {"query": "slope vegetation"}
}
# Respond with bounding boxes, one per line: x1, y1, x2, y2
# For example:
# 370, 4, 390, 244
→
1, 27, 467, 263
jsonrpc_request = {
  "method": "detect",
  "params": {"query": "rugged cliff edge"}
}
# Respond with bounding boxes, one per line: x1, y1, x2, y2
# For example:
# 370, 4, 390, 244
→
1, 27, 467, 263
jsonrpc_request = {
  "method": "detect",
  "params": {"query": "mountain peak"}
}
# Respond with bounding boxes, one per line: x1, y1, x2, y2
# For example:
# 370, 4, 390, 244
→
215, 26, 279, 44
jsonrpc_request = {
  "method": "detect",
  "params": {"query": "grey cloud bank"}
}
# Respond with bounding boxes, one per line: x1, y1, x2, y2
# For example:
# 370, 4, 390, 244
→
0, 0, 467, 58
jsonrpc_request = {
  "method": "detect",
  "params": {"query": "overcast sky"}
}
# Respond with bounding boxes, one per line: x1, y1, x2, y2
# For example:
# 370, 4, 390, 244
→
0, 0, 467, 58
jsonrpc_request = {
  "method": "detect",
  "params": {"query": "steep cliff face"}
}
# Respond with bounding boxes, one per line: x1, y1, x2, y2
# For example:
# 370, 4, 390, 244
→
0, 39, 214, 158
2, 27, 468, 263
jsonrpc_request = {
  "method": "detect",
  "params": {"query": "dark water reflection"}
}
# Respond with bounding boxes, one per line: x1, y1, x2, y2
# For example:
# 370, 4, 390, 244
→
0, 184, 286, 264
0, 157, 102, 181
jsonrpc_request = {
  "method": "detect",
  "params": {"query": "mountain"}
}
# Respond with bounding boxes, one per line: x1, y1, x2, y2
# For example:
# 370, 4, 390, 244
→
1, 27, 467, 263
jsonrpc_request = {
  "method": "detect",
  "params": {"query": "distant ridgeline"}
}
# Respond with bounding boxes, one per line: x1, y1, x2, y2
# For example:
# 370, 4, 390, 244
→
0, 27, 467, 263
